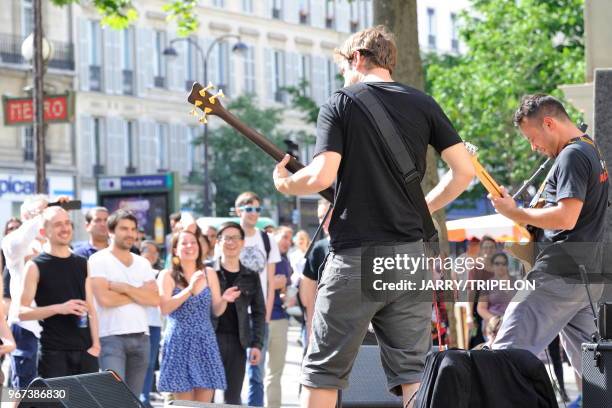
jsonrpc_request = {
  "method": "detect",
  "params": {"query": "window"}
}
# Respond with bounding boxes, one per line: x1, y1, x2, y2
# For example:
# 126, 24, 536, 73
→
242, 0, 253, 13
185, 38, 196, 89
244, 45, 256, 94
325, 58, 336, 97
451, 13, 459, 52
155, 123, 168, 171
213, 0, 225, 7
23, 126, 34, 161
217, 42, 230, 93
273, 50, 285, 102
153, 30, 167, 88
22, 0, 33, 37
92, 118, 104, 175
187, 127, 200, 175
299, 0, 310, 24
325, 1, 335, 29
272, 0, 282, 19
121, 28, 134, 95
349, 2, 359, 32
89, 21, 103, 91
299, 54, 311, 96
427, 8, 437, 49
125, 121, 136, 173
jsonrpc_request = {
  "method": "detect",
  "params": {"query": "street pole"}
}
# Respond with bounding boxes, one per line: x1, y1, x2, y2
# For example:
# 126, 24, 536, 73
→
33, 0, 46, 194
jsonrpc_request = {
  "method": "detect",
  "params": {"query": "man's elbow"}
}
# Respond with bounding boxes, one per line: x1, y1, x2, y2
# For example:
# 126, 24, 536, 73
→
313, 173, 334, 190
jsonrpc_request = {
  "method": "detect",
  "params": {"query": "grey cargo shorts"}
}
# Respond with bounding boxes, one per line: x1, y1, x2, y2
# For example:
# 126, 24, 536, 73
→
301, 242, 432, 396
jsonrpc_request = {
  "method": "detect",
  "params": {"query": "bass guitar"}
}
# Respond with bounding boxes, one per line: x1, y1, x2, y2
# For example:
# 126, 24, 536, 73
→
186, 82, 334, 203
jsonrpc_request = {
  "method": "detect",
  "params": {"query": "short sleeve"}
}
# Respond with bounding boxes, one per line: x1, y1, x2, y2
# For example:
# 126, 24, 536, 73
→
88, 254, 107, 279
267, 234, 281, 264
313, 95, 346, 158
427, 98, 462, 154
554, 148, 590, 202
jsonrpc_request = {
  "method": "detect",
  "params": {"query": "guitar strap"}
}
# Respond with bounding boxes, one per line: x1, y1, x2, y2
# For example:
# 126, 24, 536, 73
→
338, 83, 439, 250
529, 135, 607, 208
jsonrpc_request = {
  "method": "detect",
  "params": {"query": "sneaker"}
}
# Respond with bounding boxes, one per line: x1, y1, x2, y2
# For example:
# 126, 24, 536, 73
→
567, 394, 582, 408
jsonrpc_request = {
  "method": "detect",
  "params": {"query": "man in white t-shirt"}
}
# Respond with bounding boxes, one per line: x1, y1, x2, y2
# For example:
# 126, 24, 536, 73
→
235, 192, 280, 407
89, 209, 160, 395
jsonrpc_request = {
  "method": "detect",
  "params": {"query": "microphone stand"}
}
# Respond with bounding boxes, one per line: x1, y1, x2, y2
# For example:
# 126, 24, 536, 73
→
512, 158, 551, 200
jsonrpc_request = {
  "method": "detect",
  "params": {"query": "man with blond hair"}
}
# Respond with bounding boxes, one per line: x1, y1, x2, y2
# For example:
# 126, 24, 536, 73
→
273, 25, 474, 408
19, 207, 100, 378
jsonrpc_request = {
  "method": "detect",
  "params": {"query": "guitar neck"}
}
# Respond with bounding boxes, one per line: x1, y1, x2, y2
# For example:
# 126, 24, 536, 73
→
470, 157, 503, 198
219, 110, 335, 203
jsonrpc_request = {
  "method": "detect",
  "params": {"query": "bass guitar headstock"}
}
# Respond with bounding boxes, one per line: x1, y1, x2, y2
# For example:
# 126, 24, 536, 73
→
464, 141, 503, 198
187, 82, 226, 124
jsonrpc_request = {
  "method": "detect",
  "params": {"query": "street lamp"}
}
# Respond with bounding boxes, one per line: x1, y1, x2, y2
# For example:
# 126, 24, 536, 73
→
164, 35, 247, 217
21, 9, 55, 194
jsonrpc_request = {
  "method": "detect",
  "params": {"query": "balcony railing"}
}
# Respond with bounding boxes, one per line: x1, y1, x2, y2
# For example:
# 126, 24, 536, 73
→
89, 65, 102, 91
154, 76, 165, 88
272, 8, 282, 19
0, 33, 74, 70
122, 69, 134, 95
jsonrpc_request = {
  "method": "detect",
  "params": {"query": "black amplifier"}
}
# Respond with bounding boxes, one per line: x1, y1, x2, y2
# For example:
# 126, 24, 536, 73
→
582, 342, 612, 408
597, 302, 612, 340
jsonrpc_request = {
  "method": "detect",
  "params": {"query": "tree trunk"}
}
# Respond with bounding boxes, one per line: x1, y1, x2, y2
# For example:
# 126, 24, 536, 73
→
374, 0, 455, 347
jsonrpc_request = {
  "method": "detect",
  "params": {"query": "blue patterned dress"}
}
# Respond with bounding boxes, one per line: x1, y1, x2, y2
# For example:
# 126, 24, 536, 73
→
158, 283, 227, 392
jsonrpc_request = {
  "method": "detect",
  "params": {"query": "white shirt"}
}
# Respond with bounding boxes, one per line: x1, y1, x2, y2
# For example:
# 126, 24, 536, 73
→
145, 269, 162, 327
240, 229, 281, 302
88, 249, 155, 337
289, 249, 307, 286
1, 216, 43, 337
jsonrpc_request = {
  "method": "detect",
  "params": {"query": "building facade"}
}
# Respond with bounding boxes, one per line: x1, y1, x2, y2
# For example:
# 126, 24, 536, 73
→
0, 0, 468, 235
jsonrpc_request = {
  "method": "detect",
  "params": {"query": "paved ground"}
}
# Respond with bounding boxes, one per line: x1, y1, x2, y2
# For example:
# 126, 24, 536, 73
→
153, 322, 580, 407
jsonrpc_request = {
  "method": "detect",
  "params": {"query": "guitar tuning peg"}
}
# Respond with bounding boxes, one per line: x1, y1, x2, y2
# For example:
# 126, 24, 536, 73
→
204, 107, 212, 114
189, 108, 197, 116
209, 89, 224, 104
198, 115, 208, 124
199, 83, 216, 97
194, 100, 203, 107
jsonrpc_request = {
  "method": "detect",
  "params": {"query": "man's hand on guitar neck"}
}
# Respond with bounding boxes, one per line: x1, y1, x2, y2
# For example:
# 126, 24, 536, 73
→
489, 186, 583, 231
488, 186, 519, 219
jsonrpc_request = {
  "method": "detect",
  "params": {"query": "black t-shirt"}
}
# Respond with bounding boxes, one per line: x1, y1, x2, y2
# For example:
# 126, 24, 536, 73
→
302, 238, 330, 281
535, 137, 609, 273
216, 266, 240, 335
314, 82, 462, 250
32, 252, 92, 351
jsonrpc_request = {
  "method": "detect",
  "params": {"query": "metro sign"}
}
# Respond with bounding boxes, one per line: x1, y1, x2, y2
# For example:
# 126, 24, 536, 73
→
2, 93, 74, 126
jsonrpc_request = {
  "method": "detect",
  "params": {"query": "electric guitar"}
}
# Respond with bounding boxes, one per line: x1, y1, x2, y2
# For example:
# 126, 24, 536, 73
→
186, 82, 334, 203
464, 143, 535, 268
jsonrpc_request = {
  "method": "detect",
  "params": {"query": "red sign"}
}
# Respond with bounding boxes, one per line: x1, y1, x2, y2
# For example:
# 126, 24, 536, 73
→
2, 93, 74, 126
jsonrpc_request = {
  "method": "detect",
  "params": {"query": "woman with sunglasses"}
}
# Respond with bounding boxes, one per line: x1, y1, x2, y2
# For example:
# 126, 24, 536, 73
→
476, 252, 516, 331
157, 228, 240, 404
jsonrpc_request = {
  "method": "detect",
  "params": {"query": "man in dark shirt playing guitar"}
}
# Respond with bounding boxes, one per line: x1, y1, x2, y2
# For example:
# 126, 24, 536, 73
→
489, 94, 608, 405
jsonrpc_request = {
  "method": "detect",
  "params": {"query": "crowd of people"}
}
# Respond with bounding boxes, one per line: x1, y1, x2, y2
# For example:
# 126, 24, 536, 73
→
0, 191, 330, 408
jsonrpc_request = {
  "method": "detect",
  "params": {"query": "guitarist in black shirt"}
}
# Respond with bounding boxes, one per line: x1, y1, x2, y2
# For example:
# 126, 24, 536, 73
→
489, 94, 608, 403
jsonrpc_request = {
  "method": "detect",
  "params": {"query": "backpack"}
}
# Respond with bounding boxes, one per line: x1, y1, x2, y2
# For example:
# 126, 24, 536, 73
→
260, 229, 271, 261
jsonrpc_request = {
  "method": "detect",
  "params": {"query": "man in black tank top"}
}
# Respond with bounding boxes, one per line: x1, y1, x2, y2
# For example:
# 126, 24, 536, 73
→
19, 207, 100, 378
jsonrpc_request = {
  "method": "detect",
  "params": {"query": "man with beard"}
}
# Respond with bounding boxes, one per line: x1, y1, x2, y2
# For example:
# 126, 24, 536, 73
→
19, 207, 100, 377
89, 209, 160, 394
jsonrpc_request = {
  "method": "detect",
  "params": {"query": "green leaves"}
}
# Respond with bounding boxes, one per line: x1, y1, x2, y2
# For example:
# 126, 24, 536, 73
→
162, 0, 199, 37
425, 0, 585, 201
194, 95, 293, 216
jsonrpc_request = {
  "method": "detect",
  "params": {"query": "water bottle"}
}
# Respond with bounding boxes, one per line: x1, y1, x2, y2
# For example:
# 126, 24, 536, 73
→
77, 313, 88, 329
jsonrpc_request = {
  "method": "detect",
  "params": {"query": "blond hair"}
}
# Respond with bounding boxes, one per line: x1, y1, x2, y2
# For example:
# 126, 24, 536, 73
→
334, 25, 397, 74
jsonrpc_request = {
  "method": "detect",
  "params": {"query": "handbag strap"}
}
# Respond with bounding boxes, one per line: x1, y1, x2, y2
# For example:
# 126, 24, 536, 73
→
338, 83, 438, 244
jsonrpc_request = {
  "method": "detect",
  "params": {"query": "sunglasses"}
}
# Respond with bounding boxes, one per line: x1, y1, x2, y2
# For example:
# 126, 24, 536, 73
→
221, 235, 242, 243
240, 206, 262, 213
493, 262, 508, 266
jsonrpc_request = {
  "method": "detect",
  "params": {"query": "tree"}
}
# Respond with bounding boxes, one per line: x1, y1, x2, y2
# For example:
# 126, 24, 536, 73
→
191, 94, 292, 216
374, 0, 450, 251
50, 0, 197, 35
425, 0, 585, 200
